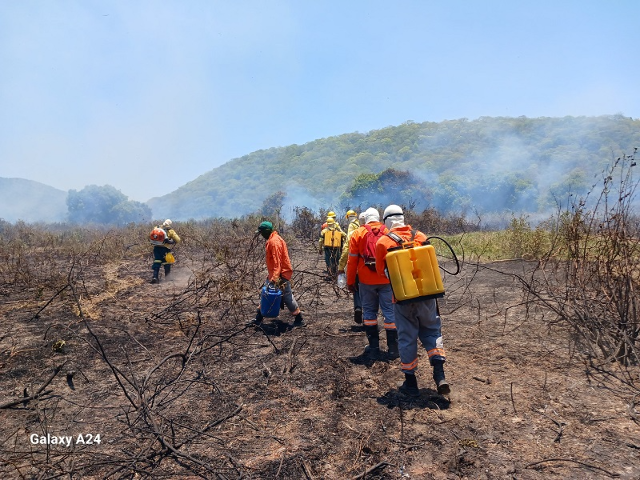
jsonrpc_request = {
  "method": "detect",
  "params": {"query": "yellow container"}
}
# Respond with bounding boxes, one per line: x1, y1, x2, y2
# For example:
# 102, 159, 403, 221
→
324, 229, 342, 247
386, 244, 444, 302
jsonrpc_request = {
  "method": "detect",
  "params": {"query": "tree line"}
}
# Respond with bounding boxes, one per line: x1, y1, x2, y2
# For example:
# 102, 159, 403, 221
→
148, 115, 640, 219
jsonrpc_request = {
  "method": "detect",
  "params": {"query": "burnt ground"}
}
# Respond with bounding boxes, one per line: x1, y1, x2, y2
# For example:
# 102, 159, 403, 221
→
1, 239, 639, 479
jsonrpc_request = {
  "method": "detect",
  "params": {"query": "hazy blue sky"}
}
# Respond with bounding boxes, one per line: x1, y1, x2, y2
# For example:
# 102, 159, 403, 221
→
1, 1, 638, 202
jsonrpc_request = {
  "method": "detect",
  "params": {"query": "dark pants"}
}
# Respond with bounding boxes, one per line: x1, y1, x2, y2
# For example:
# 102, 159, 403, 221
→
324, 247, 341, 276
152, 246, 172, 278
353, 275, 362, 310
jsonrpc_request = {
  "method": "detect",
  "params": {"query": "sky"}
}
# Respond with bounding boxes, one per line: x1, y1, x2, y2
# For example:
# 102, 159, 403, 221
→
1, 1, 639, 202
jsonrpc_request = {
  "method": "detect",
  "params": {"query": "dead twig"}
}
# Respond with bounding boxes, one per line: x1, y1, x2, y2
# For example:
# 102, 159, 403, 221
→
350, 461, 393, 480
525, 458, 619, 477
472, 376, 490, 384
301, 459, 315, 479
0, 389, 54, 409
283, 337, 299, 374
31, 284, 70, 320
540, 413, 566, 443
0, 362, 65, 409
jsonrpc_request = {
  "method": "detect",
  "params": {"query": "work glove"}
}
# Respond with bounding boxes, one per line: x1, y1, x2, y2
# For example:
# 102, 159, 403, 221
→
268, 280, 276, 289
275, 277, 286, 288
347, 283, 358, 293
164, 238, 175, 245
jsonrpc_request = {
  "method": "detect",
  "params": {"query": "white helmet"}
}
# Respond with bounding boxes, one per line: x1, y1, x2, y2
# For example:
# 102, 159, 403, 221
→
162, 219, 173, 228
383, 205, 405, 229
363, 207, 380, 225
383, 205, 403, 221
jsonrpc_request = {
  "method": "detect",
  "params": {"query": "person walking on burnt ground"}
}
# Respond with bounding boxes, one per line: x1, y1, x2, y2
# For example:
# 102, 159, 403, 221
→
321, 211, 345, 231
375, 204, 450, 397
346, 207, 398, 362
149, 219, 180, 284
319, 217, 346, 278
248, 221, 306, 329
338, 209, 363, 325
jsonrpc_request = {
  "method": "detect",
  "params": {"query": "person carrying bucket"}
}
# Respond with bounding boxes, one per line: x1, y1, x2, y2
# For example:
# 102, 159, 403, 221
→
248, 221, 306, 328
149, 219, 180, 284
374, 205, 450, 397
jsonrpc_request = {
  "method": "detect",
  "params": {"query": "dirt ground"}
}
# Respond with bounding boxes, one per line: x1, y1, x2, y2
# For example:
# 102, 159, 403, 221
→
1, 239, 639, 479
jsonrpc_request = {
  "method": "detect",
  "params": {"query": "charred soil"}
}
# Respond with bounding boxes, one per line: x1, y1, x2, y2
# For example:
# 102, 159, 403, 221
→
1, 236, 639, 479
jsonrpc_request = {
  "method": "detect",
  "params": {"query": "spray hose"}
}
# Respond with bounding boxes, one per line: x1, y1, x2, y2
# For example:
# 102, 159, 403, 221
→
426, 236, 461, 276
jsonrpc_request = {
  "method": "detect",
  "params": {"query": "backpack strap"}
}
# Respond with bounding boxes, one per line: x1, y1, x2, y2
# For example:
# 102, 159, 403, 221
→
387, 232, 404, 245
363, 224, 380, 235
387, 229, 418, 249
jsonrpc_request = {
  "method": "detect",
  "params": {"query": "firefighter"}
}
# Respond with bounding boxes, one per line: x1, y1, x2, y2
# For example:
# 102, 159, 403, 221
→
338, 210, 362, 323
319, 217, 346, 277
374, 205, 450, 397
344, 209, 360, 235
321, 211, 345, 232
151, 219, 180, 284
249, 221, 305, 328
346, 207, 397, 360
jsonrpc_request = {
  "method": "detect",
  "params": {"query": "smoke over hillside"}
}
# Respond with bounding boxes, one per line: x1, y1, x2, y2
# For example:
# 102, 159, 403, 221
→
142, 116, 640, 221
0, 178, 67, 223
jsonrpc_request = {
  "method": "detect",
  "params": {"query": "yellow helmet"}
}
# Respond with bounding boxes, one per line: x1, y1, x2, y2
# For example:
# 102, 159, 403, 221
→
326, 217, 336, 225
327, 211, 336, 218
345, 209, 356, 218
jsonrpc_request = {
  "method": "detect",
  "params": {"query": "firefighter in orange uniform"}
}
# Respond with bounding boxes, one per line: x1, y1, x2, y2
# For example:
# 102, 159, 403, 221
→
249, 221, 306, 328
346, 207, 397, 360
374, 205, 450, 397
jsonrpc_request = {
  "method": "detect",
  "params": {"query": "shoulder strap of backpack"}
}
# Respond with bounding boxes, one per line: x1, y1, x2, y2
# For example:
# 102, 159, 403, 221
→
387, 232, 404, 245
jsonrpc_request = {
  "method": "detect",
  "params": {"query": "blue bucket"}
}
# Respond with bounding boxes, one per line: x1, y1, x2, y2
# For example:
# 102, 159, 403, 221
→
260, 285, 282, 318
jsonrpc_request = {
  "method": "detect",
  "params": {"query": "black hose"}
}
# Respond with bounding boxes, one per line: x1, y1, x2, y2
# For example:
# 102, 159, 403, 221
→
426, 236, 461, 276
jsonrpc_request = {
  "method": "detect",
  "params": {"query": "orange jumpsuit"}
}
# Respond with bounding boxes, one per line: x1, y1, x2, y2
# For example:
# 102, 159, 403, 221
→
265, 231, 299, 316
375, 225, 446, 373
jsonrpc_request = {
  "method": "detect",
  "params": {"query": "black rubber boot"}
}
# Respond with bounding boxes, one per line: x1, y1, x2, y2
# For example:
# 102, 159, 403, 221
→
353, 307, 363, 324
365, 325, 380, 359
151, 268, 160, 284
432, 359, 450, 395
292, 313, 306, 328
398, 373, 419, 397
386, 330, 399, 360
247, 308, 263, 326
164, 264, 171, 280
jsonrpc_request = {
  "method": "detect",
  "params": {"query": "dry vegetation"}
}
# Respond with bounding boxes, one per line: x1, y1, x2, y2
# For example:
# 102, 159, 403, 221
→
1, 155, 640, 479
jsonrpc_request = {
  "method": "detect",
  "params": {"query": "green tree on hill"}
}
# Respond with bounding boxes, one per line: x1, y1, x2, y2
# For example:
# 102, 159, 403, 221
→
67, 185, 151, 225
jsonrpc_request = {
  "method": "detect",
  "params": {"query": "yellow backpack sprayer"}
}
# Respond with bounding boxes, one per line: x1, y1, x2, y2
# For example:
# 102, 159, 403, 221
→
384, 231, 460, 303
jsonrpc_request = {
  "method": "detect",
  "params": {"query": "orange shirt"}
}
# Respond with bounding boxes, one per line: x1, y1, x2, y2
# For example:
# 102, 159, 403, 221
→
374, 225, 428, 278
346, 221, 389, 286
265, 231, 293, 282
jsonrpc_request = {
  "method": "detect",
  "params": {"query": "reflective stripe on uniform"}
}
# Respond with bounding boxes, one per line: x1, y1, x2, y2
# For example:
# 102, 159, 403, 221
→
383, 322, 396, 330
363, 318, 378, 327
427, 347, 446, 358
401, 358, 418, 371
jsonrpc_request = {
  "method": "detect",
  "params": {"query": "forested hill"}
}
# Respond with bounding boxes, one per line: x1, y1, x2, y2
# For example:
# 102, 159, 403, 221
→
0, 178, 67, 223
147, 115, 640, 220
